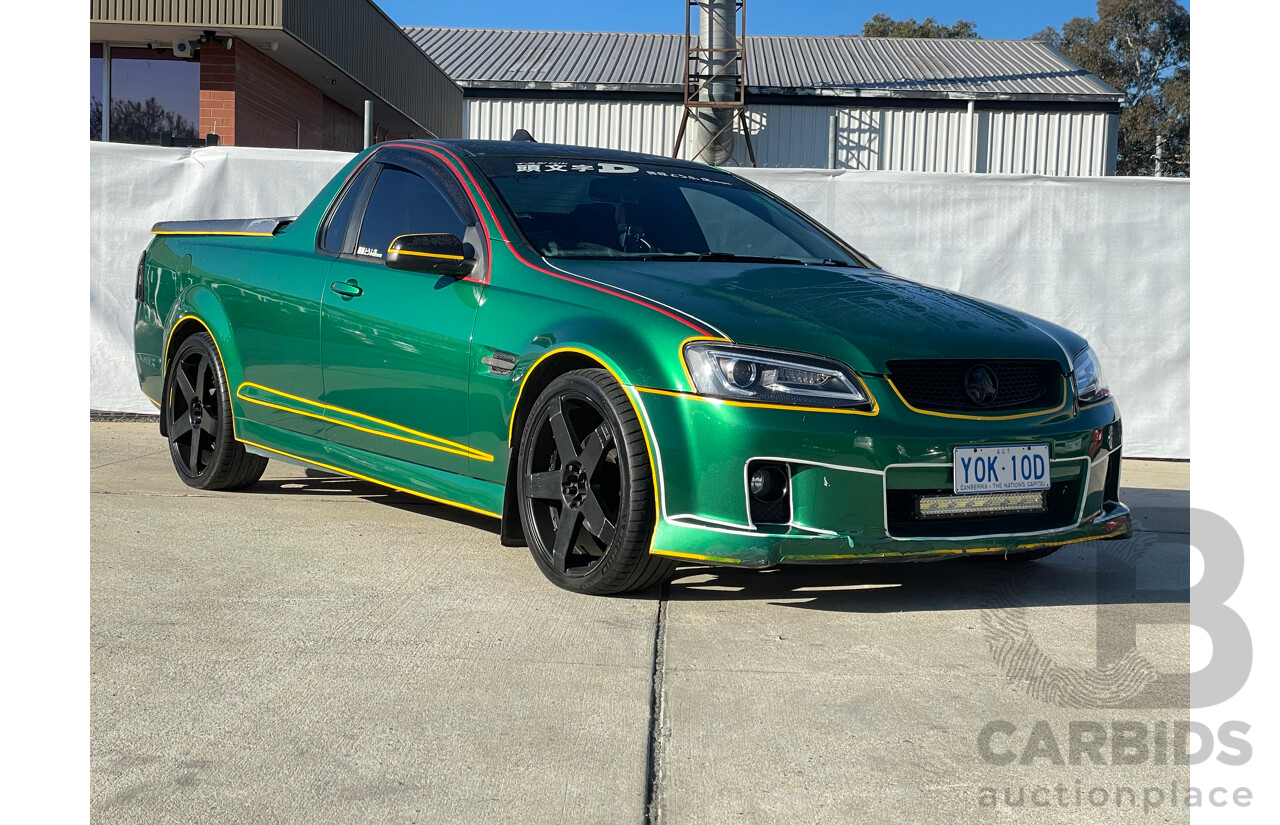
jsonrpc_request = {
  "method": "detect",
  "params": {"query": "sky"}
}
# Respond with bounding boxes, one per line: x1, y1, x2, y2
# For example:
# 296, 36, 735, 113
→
377, 0, 1109, 41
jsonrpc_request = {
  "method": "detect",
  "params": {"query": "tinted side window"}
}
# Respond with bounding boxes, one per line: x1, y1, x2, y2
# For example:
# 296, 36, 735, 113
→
321, 162, 377, 253
355, 166, 468, 259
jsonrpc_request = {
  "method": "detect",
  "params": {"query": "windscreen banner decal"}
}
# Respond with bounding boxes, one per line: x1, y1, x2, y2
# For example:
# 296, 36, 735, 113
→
509, 160, 731, 186
641, 167, 733, 186
515, 161, 637, 174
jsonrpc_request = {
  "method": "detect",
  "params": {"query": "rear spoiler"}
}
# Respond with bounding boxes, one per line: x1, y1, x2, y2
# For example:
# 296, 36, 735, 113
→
150, 216, 296, 237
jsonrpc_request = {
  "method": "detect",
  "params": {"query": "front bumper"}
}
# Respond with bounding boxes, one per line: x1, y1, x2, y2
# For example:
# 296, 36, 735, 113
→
631, 375, 1133, 568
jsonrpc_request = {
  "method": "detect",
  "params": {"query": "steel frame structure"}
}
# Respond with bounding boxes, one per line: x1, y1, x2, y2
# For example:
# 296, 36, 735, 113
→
672, 0, 756, 166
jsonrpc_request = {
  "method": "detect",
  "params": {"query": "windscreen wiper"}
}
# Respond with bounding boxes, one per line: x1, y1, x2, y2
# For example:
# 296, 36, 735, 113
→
698, 253, 862, 267
602, 252, 799, 264
570, 252, 859, 267
695, 252, 806, 265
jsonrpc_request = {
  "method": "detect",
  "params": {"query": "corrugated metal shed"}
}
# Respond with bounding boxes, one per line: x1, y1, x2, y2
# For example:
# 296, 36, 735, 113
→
463, 99, 1118, 175
404, 27, 1122, 103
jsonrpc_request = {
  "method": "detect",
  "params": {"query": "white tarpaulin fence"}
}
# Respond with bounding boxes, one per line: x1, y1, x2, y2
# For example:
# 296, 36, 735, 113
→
90, 143, 1189, 458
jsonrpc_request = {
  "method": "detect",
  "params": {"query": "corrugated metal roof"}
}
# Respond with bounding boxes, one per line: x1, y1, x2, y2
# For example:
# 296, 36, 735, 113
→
403, 27, 1122, 103
405, 28, 684, 91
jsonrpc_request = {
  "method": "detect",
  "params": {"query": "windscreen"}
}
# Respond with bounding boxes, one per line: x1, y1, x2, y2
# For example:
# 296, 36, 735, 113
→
473, 156, 867, 267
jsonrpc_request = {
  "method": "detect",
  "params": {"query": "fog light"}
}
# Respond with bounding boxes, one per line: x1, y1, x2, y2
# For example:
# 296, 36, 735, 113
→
918, 491, 1045, 519
749, 466, 787, 503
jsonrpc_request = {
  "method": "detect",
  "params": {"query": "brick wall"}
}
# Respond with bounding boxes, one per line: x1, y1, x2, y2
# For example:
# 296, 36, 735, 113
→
322, 95, 362, 152
198, 48, 237, 145
198, 43, 364, 151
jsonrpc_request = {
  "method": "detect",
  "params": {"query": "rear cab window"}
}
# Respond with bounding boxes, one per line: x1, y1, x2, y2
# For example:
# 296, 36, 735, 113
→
320, 162, 378, 253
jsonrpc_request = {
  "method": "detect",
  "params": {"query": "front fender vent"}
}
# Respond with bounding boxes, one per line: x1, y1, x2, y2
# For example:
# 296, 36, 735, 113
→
482, 350, 517, 376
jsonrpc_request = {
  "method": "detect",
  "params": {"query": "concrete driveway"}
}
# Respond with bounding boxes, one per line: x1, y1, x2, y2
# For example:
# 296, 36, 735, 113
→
91, 421, 1190, 824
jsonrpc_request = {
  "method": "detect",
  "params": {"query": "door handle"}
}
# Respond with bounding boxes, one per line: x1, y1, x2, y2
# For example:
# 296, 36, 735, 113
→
330, 279, 363, 299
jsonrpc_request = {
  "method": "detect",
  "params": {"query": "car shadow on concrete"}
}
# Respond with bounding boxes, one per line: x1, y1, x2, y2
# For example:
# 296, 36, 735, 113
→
662, 487, 1189, 614
247, 472, 1188, 613
249, 470, 502, 535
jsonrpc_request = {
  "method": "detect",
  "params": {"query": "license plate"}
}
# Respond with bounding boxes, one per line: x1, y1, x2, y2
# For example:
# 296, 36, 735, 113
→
953, 444, 1050, 494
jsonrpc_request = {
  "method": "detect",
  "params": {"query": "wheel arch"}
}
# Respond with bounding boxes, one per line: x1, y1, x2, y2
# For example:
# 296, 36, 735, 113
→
499, 346, 660, 549
159, 292, 240, 437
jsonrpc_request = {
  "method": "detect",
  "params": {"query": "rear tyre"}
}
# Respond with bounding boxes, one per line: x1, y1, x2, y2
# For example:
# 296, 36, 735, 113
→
517, 369, 674, 595
163, 331, 268, 491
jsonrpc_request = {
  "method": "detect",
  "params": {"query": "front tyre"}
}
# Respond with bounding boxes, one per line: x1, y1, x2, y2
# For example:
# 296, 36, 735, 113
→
517, 369, 674, 595
163, 331, 267, 491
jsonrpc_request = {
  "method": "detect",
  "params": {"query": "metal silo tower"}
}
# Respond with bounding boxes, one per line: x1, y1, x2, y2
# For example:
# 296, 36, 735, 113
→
673, 0, 757, 166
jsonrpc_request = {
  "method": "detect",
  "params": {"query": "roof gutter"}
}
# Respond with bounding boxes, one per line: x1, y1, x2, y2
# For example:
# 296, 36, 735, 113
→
452, 79, 1123, 106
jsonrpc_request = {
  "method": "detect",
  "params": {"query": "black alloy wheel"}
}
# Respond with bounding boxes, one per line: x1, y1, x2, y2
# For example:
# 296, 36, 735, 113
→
517, 369, 674, 595
164, 332, 268, 490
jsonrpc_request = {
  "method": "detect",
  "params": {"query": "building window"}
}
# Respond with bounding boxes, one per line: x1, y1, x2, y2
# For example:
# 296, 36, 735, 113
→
91, 46, 200, 145
90, 53, 103, 140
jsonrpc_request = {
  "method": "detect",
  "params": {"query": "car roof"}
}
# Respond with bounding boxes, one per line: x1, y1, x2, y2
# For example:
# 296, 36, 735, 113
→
424, 138, 709, 169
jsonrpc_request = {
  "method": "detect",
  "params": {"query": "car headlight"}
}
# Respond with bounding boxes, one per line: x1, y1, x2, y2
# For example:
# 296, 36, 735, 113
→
1073, 345, 1110, 405
683, 342, 872, 409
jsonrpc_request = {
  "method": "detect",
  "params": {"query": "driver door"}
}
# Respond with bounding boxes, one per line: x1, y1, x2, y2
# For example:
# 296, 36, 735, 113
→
320, 156, 485, 476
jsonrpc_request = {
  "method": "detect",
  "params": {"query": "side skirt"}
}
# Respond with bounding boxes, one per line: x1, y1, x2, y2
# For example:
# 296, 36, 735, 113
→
237, 418, 504, 519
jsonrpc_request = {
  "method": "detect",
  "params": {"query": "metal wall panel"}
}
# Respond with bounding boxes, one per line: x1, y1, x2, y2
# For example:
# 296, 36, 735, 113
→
736, 106, 971, 172
980, 110, 1114, 176
876, 108, 971, 173
733, 105, 830, 168
466, 98, 1115, 176
282, 0, 461, 138
466, 99, 684, 157
838, 109, 883, 171
91, 1, 282, 26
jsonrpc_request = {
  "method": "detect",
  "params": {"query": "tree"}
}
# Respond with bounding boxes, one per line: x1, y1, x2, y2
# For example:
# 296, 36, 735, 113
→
1032, 1, 1190, 176
859, 13, 980, 39
90, 96, 199, 144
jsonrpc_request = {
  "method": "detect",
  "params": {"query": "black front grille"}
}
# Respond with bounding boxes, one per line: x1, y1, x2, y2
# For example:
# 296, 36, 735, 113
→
888, 359, 1062, 413
886, 480, 1081, 538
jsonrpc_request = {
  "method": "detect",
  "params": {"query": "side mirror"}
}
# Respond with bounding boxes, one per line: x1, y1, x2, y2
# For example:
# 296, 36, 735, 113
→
386, 233, 476, 278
